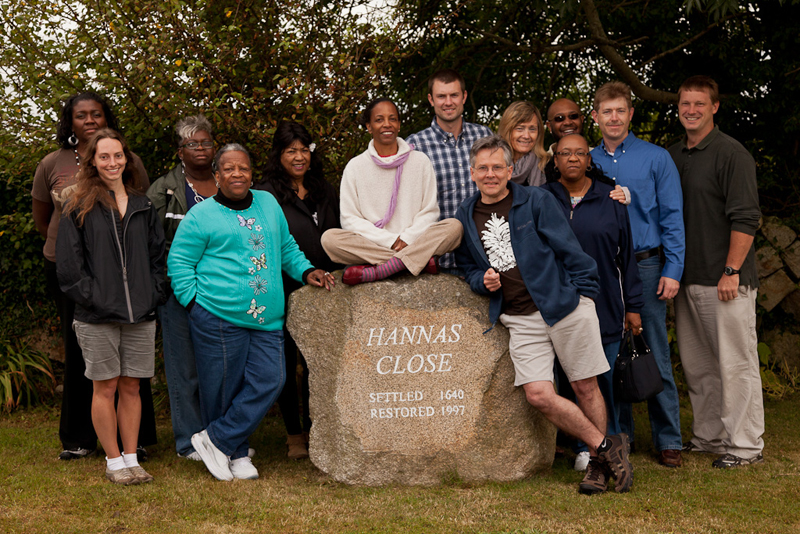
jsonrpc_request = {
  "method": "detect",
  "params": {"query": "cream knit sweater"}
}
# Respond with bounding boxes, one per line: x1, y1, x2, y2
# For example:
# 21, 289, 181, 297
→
340, 137, 440, 248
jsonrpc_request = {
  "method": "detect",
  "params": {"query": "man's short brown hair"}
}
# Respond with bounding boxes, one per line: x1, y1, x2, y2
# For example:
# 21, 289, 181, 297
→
593, 81, 632, 111
678, 75, 720, 104
428, 69, 466, 94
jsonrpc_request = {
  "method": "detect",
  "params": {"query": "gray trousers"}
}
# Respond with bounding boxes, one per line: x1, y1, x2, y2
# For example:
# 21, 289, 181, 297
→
320, 219, 463, 275
675, 284, 764, 458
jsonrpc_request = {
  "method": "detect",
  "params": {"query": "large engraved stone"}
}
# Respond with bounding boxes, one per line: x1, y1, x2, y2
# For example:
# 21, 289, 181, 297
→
287, 273, 556, 486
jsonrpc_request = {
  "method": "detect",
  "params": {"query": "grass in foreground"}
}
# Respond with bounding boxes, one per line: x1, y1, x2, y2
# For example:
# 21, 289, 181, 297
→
1, 397, 799, 534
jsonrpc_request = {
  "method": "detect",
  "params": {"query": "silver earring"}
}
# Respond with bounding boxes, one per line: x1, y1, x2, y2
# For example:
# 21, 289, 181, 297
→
215, 181, 220, 188
68, 133, 78, 147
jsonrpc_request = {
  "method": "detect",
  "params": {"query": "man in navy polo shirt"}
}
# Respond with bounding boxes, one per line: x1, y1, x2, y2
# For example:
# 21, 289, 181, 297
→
407, 69, 491, 274
590, 81, 685, 468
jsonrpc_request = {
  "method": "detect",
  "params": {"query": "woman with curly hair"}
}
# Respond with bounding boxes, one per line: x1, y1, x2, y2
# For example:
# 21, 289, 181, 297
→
56, 128, 165, 485
31, 92, 157, 462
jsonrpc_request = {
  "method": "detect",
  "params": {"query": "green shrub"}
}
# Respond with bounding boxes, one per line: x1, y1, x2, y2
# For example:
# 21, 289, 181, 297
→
0, 173, 54, 342
0, 339, 56, 412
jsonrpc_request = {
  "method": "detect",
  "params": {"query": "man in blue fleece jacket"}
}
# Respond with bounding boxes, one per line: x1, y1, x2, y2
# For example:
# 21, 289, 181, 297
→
455, 136, 634, 495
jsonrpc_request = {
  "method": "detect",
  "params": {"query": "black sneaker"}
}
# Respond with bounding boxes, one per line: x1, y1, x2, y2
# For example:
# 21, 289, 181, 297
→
681, 441, 706, 453
58, 448, 96, 460
711, 453, 764, 469
597, 433, 634, 493
136, 446, 148, 463
578, 458, 609, 495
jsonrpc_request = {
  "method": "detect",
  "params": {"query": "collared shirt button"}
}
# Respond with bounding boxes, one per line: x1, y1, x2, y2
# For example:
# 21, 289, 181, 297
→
614, 159, 617, 163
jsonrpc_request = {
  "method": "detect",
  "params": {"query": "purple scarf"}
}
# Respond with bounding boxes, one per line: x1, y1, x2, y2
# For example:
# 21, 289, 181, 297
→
370, 144, 414, 229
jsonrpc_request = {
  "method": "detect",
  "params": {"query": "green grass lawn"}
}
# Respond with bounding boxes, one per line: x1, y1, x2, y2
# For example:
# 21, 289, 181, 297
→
1, 396, 799, 534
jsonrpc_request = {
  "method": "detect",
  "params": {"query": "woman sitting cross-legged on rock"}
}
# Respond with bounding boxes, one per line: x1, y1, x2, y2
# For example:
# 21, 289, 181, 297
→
321, 98, 463, 284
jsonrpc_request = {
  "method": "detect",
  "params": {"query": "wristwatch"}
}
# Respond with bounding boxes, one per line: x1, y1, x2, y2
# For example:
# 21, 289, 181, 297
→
723, 266, 741, 276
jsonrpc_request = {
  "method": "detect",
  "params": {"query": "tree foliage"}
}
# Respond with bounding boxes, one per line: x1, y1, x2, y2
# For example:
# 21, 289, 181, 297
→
1, 0, 800, 342
389, 0, 800, 215
0, 0, 405, 338
0, 0, 402, 179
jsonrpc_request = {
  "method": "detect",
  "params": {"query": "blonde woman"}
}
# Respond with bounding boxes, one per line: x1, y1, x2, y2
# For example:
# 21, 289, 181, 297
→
497, 101, 548, 186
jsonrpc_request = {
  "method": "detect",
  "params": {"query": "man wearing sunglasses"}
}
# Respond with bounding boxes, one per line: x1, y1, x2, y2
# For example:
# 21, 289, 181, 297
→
544, 100, 584, 181
547, 99, 585, 143
589, 82, 685, 469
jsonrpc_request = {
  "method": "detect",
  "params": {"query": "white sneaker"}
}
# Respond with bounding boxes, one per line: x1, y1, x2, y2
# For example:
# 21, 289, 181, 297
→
248, 448, 256, 458
230, 456, 259, 480
191, 430, 233, 481
574, 451, 591, 471
178, 451, 203, 461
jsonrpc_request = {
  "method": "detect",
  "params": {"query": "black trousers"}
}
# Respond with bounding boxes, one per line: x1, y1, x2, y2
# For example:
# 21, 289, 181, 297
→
45, 260, 157, 450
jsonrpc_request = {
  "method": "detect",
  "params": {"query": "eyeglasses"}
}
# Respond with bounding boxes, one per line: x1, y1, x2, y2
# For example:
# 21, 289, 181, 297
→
473, 165, 509, 177
181, 141, 214, 150
550, 112, 581, 123
556, 151, 589, 158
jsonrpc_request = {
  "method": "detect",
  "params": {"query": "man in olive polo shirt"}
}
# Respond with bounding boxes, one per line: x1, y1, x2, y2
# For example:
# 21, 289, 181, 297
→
668, 75, 764, 469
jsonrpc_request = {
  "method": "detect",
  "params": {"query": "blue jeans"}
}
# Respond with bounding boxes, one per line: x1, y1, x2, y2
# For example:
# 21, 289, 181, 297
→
572, 341, 621, 453
618, 255, 683, 451
159, 294, 204, 456
188, 304, 285, 459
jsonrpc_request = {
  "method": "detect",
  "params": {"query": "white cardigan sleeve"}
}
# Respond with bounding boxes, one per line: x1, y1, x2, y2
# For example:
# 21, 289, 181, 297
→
399, 154, 440, 245
339, 159, 399, 249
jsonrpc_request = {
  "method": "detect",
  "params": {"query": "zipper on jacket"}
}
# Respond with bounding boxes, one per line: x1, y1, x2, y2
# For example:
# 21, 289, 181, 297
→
113, 202, 150, 323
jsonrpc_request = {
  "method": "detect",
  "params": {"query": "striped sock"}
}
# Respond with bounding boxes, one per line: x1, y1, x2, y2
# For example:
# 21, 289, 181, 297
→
362, 256, 406, 282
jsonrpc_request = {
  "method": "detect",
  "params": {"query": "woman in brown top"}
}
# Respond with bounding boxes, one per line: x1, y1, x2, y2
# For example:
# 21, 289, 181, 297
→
31, 92, 155, 461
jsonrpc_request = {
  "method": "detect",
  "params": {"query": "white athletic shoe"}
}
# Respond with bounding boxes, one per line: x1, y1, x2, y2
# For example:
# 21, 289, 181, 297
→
230, 456, 259, 480
191, 430, 233, 481
178, 451, 203, 461
574, 451, 591, 471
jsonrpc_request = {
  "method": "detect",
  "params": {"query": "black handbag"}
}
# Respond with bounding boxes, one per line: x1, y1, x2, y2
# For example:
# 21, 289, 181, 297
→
613, 330, 664, 403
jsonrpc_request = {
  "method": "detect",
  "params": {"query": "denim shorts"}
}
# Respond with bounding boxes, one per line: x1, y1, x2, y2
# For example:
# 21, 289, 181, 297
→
73, 320, 156, 381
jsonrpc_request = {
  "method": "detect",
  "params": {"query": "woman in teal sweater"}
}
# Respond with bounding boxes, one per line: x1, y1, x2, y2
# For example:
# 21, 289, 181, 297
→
168, 144, 334, 481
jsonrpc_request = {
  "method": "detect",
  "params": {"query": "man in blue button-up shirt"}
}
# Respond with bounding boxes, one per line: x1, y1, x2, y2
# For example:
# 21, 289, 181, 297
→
407, 69, 492, 272
590, 81, 685, 468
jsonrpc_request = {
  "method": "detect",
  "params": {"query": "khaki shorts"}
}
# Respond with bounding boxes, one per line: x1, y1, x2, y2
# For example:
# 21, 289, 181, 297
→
73, 320, 156, 381
500, 296, 609, 386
